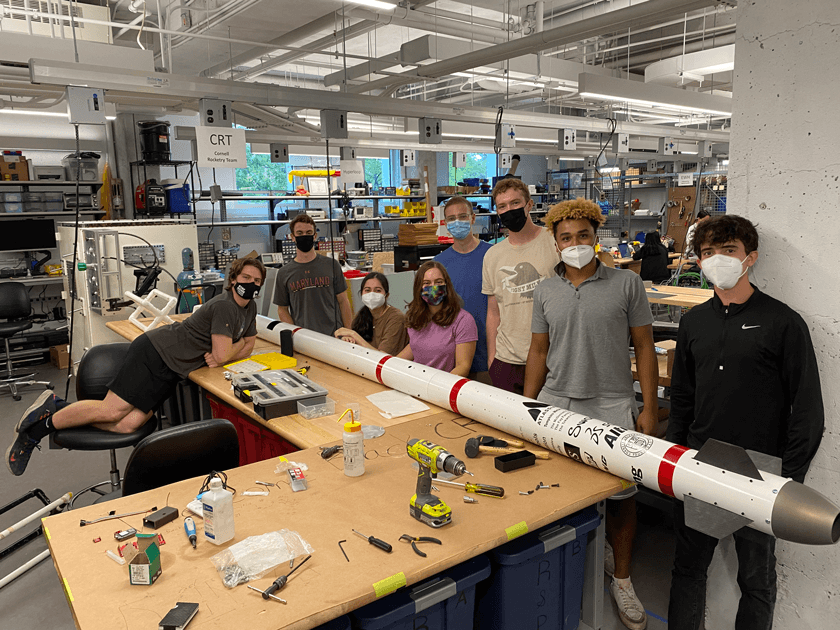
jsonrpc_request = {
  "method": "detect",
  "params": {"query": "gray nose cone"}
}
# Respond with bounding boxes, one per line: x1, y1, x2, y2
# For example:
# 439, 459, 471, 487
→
771, 481, 840, 545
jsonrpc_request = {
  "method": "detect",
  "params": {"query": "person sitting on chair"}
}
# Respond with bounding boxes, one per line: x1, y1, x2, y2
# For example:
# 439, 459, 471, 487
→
6, 257, 266, 476
632, 231, 671, 284
333, 271, 408, 355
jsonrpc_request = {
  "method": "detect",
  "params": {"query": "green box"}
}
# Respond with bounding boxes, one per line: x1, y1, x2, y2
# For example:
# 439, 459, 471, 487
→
128, 534, 161, 585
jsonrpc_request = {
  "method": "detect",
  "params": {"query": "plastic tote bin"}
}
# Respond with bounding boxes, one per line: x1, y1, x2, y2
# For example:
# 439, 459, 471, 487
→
316, 615, 351, 630
476, 505, 601, 630
351, 554, 491, 630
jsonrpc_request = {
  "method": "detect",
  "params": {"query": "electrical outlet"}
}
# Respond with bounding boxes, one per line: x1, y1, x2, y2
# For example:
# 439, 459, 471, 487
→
559, 128, 577, 151
200, 98, 233, 128
270, 143, 289, 163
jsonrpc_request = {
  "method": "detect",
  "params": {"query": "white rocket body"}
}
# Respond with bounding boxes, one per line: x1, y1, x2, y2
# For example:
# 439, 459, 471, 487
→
256, 317, 840, 546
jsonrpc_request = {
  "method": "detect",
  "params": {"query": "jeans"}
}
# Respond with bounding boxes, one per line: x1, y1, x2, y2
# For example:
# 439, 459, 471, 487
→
669, 501, 777, 630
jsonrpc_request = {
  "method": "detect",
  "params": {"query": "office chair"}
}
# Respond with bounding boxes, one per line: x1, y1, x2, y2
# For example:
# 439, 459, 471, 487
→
112, 418, 239, 500
0, 282, 52, 400
50, 343, 158, 506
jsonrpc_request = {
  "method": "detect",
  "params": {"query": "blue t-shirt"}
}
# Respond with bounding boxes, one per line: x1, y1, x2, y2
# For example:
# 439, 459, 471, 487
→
435, 240, 492, 373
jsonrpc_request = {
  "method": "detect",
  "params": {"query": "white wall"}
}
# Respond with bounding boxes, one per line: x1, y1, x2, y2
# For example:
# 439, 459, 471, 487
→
727, 2, 840, 627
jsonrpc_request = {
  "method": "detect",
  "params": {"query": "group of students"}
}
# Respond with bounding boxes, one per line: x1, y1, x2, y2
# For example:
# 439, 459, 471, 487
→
6, 179, 823, 630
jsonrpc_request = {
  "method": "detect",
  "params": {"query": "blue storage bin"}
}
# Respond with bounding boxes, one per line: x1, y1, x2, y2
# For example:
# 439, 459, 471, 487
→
351, 554, 491, 630
476, 506, 601, 630
316, 615, 351, 630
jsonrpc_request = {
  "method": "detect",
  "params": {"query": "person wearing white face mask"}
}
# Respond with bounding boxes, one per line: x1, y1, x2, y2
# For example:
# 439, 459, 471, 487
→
524, 198, 658, 630
333, 272, 408, 356
667, 215, 824, 630
434, 197, 493, 384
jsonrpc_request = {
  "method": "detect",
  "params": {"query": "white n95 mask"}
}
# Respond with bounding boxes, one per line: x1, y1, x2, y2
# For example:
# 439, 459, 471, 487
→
561, 245, 595, 269
701, 254, 749, 289
361, 292, 386, 309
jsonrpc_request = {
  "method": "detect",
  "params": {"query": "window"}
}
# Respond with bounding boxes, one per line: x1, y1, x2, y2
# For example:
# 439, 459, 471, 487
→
448, 153, 497, 186
236, 144, 291, 191
363, 158, 392, 188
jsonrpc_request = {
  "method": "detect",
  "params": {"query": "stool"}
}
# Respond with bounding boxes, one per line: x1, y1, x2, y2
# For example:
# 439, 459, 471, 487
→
0, 282, 51, 400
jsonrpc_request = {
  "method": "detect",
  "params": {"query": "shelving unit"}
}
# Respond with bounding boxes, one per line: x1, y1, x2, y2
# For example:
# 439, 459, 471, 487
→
129, 159, 197, 220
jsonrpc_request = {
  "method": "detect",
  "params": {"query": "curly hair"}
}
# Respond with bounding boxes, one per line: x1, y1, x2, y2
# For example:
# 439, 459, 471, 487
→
491, 177, 531, 205
692, 215, 759, 254
544, 197, 605, 236
405, 261, 462, 331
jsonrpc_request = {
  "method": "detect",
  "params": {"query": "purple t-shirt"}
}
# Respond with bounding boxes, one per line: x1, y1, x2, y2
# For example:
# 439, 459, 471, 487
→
408, 309, 478, 372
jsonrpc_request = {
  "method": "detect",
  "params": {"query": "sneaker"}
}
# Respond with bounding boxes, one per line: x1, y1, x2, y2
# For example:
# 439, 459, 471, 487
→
610, 577, 647, 630
15, 391, 57, 434
6, 432, 42, 476
605, 539, 615, 577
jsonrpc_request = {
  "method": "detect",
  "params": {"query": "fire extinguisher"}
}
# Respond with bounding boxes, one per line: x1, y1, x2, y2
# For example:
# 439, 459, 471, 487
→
135, 180, 147, 212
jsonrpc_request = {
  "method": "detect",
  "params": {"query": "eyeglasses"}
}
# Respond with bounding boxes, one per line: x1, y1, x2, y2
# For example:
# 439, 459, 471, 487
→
444, 213, 472, 224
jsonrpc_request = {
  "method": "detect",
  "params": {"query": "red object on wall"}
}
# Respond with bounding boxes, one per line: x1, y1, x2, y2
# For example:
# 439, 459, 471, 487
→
207, 396, 298, 465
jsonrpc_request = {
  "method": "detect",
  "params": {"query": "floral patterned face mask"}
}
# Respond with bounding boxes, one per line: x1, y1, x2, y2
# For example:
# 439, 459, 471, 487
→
421, 284, 447, 306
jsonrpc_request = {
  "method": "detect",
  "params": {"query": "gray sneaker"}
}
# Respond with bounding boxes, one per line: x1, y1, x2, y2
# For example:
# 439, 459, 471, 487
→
15, 391, 57, 434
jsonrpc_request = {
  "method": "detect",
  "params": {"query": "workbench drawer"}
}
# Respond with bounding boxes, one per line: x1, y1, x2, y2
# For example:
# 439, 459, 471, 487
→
476, 505, 601, 630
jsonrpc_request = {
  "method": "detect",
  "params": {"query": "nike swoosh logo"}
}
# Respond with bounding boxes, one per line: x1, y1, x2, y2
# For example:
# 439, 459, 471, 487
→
742, 324, 761, 330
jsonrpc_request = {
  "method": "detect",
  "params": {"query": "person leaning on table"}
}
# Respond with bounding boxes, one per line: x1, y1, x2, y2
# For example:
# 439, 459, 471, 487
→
333, 271, 408, 356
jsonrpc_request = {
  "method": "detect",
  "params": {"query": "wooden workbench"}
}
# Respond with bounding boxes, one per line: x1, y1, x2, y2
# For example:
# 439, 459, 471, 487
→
105, 319, 456, 450
43, 414, 621, 630
644, 285, 712, 309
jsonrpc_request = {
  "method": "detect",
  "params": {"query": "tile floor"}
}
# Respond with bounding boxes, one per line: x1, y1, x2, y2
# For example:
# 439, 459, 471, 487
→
0, 361, 679, 630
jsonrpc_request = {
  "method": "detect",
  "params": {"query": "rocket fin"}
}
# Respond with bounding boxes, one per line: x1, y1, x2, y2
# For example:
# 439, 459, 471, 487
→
693, 439, 762, 480
683, 495, 753, 539
745, 449, 782, 477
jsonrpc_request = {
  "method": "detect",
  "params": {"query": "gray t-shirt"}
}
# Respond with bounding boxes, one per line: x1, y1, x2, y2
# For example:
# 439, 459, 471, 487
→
147, 290, 257, 378
273, 255, 348, 336
531, 260, 653, 399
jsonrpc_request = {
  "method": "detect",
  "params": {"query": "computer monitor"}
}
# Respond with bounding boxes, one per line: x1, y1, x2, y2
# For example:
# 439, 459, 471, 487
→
0, 219, 57, 252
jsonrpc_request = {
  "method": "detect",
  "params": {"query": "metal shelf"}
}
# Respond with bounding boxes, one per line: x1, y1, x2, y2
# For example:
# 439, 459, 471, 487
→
0, 210, 104, 220
0, 180, 103, 189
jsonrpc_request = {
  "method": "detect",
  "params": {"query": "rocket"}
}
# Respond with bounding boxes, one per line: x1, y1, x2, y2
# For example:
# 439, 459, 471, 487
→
256, 317, 840, 546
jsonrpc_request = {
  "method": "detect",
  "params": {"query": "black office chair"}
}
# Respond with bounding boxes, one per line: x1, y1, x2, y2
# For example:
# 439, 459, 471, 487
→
112, 418, 239, 500
0, 282, 52, 400
51, 343, 158, 506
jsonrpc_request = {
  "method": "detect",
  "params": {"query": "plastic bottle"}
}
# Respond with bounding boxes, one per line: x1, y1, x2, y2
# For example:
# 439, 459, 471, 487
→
343, 419, 365, 477
202, 477, 235, 545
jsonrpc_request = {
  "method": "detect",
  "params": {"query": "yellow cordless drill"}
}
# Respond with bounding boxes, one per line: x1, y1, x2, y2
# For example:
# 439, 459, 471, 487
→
406, 438, 472, 528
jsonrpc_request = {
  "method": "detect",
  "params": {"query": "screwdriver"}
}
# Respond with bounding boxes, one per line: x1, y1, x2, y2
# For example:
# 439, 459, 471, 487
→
256, 555, 312, 601
434, 478, 505, 498
352, 529, 392, 553
183, 517, 197, 549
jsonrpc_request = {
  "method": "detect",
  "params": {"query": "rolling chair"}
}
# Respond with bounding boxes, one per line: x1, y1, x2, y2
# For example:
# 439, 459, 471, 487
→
50, 343, 158, 506
0, 282, 52, 400
102, 418, 239, 501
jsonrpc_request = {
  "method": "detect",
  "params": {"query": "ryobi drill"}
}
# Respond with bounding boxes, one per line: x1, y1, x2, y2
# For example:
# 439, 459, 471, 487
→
406, 438, 472, 528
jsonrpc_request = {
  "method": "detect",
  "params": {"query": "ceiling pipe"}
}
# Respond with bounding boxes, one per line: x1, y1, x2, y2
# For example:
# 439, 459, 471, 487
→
346, 8, 506, 45
604, 31, 735, 68
350, 0, 724, 94
411, 6, 509, 30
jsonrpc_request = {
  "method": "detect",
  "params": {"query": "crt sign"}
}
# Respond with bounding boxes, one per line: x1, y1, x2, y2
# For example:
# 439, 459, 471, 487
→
195, 126, 247, 168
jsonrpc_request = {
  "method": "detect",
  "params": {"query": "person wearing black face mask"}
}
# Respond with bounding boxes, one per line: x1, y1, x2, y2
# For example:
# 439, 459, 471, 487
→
481, 179, 559, 395
273, 214, 353, 336
7, 256, 266, 476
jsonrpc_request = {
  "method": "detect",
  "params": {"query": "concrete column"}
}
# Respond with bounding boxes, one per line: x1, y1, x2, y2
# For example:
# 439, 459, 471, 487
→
403, 150, 438, 206
723, 2, 840, 626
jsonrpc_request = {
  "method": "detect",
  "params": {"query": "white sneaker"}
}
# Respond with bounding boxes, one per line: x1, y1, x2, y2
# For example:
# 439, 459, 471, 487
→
605, 539, 615, 577
610, 577, 647, 630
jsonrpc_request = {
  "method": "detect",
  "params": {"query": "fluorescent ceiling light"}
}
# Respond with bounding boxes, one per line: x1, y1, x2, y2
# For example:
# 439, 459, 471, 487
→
0, 110, 116, 120
345, 0, 396, 11
578, 73, 732, 117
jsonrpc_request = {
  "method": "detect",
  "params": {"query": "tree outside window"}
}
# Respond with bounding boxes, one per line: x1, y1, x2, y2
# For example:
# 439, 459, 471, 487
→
236, 144, 291, 191
448, 153, 497, 186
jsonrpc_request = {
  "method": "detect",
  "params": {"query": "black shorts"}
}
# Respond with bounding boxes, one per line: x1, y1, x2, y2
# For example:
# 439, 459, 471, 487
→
107, 334, 182, 414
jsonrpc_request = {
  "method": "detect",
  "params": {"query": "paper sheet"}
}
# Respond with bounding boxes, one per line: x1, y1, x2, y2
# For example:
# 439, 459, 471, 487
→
366, 390, 430, 419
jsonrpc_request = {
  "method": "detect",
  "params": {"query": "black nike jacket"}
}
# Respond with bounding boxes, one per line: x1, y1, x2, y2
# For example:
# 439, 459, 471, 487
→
666, 285, 824, 483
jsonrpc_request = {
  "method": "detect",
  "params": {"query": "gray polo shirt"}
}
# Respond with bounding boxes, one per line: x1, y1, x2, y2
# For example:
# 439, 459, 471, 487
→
531, 260, 653, 399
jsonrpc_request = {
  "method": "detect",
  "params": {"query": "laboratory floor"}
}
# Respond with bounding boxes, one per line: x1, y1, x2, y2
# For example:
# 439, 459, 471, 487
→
0, 361, 678, 630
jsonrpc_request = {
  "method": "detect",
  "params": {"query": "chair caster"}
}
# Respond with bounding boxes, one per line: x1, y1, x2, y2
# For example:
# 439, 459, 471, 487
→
13, 395, 21, 401
47, 384, 54, 390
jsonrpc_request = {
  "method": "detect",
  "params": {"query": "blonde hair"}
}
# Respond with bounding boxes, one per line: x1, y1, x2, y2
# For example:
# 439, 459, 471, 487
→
545, 197, 605, 236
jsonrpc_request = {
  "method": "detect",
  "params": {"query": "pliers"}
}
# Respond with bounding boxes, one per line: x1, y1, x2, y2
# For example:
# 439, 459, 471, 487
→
399, 534, 442, 558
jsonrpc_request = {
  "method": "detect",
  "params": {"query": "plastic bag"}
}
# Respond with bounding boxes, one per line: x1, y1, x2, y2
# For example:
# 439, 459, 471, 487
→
210, 530, 314, 588
274, 458, 308, 474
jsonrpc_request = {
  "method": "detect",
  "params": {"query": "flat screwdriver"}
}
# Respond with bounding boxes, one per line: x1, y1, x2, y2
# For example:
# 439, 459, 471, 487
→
254, 555, 312, 601
434, 478, 505, 498
352, 529, 392, 552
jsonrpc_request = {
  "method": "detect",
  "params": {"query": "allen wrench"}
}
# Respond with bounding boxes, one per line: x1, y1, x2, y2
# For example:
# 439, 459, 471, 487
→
338, 539, 349, 562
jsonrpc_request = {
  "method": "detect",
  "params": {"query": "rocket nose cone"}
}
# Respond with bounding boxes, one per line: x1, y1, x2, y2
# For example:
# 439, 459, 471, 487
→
771, 481, 840, 545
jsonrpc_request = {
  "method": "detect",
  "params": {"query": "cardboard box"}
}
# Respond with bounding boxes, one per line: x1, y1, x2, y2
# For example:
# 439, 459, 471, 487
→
50, 345, 70, 369
125, 534, 162, 585
1, 155, 30, 181
656, 340, 677, 376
